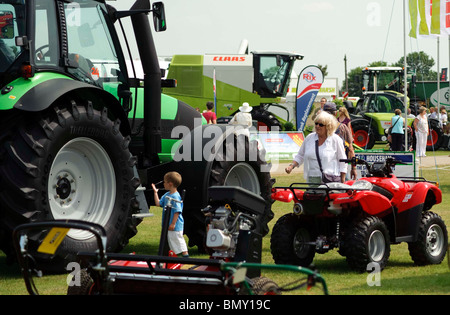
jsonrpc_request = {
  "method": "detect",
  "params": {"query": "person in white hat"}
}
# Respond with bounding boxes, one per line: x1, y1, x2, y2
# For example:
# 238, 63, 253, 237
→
228, 102, 253, 137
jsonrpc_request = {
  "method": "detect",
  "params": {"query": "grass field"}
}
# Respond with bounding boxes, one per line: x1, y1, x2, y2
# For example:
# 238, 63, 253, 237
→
0, 163, 449, 295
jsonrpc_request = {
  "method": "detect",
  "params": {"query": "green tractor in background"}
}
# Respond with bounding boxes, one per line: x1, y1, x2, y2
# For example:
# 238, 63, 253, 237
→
0, 0, 273, 269
162, 45, 303, 131
347, 67, 443, 150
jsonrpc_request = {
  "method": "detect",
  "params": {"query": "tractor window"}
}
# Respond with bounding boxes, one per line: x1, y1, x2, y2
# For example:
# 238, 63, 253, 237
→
365, 93, 404, 113
64, 1, 121, 87
0, 2, 25, 73
34, 0, 59, 67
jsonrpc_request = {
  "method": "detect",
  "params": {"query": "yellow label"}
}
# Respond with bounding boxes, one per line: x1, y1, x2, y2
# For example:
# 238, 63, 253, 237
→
37, 227, 69, 255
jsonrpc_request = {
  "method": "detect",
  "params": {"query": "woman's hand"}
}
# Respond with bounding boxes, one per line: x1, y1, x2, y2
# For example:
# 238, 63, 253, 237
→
285, 162, 296, 174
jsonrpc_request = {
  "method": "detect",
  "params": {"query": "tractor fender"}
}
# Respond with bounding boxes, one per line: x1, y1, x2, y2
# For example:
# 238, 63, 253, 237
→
398, 182, 442, 212
11, 77, 131, 135
350, 117, 372, 128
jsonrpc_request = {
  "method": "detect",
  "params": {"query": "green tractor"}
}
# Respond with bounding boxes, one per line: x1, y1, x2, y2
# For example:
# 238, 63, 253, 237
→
349, 91, 411, 149
0, 0, 273, 268
347, 66, 443, 150
162, 49, 303, 130
349, 90, 444, 150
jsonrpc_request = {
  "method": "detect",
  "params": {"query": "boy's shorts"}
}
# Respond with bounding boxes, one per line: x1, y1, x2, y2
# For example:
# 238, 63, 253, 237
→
168, 230, 188, 254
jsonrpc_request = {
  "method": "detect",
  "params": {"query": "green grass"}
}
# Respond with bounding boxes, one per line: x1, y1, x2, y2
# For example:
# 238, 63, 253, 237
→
1, 168, 449, 295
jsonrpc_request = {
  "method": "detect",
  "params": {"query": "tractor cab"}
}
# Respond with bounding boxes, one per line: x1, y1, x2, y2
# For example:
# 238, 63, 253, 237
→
362, 66, 404, 93
355, 91, 405, 115
0, 2, 25, 83
252, 51, 303, 99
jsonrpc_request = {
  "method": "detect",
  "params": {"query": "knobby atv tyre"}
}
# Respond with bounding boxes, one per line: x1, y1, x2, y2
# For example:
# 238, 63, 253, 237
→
0, 101, 140, 269
270, 213, 316, 267
344, 216, 390, 272
408, 211, 448, 266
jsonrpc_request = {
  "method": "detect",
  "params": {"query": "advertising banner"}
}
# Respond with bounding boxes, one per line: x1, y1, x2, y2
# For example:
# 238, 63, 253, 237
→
296, 65, 323, 132
251, 132, 304, 161
354, 151, 417, 178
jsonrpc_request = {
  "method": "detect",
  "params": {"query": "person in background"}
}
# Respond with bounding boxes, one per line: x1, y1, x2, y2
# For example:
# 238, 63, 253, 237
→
439, 106, 448, 134
390, 109, 405, 151
312, 97, 327, 121
428, 107, 438, 120
228, 102, 253, 137
407, 108, 415, 118
414, 106, 429, 158
337, 106, 351, 128
202, 101, 217, 124
285, 111, 347, 183
323, 102, 357, 180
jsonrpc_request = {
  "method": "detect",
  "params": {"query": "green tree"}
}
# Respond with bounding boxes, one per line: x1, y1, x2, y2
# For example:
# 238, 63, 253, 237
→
392, 51, 437, 81
317, 64, 328, 77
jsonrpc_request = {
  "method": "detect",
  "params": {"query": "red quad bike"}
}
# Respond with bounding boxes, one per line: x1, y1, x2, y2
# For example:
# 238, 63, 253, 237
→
270, 157, 448, 272
13, 186, 328, 295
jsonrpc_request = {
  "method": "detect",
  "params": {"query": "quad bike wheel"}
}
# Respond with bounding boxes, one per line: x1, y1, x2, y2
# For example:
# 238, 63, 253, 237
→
408, 211, 448, 266
270, 213, 316, 267
343, 216, 391, 272
0, 101, 139, 269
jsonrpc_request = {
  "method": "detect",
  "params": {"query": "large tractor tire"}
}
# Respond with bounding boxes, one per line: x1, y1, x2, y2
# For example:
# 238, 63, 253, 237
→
426, 118, 444, 151
351, 119, 376, 149
0, 100, 140, 268
166, 125, 274, 250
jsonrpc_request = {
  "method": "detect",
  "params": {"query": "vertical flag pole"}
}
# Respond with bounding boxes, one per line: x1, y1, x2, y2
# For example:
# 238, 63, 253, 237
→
438, 37, 441, 108
404, 0, 409, 150
213, 68, 217, 114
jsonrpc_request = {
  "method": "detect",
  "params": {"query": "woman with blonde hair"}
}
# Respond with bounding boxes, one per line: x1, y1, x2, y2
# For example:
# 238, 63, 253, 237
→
285, 111, 347, 183
337, 106, 351, 127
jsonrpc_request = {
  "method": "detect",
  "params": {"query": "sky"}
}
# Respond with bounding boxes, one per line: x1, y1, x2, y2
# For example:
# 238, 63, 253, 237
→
113, 0, 450, 89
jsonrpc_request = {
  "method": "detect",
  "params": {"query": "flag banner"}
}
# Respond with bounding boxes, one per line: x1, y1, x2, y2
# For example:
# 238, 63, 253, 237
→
295, 65, 323, 132
409, 0, 450, 37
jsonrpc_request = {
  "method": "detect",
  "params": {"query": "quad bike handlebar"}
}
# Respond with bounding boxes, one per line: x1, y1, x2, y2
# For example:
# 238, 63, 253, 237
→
340, 157, 405, 178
